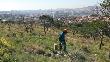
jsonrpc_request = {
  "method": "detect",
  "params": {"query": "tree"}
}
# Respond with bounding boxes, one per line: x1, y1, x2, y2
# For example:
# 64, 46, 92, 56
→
53, 20, 64, 29
39, 15, 54, 34
100, 0, 110, 16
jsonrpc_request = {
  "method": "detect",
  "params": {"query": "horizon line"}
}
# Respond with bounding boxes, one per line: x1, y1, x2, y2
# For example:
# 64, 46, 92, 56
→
0, 5, 98, 11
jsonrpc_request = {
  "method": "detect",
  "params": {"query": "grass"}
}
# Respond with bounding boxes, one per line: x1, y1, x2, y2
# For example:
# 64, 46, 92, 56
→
0, 23, 110, 62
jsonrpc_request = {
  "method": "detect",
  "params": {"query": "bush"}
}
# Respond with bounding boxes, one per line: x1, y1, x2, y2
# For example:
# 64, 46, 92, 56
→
69, 20, 110, 38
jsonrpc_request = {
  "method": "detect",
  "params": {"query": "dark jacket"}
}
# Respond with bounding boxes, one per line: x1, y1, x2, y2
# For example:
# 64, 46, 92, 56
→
59, 32, 66, 43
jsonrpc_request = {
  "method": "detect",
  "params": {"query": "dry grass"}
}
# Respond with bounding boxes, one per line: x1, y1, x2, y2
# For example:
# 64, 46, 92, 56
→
0, 23, 110, 62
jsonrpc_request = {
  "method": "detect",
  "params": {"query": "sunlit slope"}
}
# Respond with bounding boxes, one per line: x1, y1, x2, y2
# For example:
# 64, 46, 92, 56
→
0, 23, 110, 62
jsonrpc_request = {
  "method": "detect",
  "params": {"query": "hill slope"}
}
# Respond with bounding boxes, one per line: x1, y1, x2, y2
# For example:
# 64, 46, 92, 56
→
0, 23, 110, 62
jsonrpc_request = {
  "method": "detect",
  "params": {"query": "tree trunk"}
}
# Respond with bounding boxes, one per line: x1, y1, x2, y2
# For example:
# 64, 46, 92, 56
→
99, 35, 104, 49
44, 20, 46, 35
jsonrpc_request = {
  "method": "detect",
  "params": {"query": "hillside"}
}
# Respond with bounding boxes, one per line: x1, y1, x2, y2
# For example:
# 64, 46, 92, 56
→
0, 22, 110, 62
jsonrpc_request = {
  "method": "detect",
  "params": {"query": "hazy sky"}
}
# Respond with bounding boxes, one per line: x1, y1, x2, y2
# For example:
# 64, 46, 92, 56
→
0, 0, 101, 10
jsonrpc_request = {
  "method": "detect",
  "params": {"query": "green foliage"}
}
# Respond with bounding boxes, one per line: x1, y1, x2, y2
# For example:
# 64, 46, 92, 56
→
39, 15, 64, 28
53, 20, 64, 28
69, 20, 110, 37
39, 15, 54, 25
100, 0, 110, 16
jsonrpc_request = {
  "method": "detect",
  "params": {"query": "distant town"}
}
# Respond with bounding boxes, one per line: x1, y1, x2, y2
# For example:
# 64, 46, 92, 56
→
0, 6, 109, 24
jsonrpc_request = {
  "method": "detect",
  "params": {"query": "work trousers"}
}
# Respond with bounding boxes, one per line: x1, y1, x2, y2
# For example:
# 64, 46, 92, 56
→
59, 41, 66, 52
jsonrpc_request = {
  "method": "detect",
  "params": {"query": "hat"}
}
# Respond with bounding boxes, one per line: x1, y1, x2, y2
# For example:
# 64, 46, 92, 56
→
63, 29, 68, 33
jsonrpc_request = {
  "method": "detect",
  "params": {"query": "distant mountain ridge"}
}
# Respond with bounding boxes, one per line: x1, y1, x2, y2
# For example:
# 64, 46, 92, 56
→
0, 6, 100, 16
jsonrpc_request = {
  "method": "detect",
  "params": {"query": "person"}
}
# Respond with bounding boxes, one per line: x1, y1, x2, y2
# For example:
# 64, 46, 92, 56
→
59, 29, 68, 52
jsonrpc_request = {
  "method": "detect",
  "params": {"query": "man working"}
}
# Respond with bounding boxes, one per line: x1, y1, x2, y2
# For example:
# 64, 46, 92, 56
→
59, 29, 68, 52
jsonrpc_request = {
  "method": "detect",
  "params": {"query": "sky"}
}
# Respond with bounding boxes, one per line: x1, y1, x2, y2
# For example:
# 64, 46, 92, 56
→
0, 0, 102, 11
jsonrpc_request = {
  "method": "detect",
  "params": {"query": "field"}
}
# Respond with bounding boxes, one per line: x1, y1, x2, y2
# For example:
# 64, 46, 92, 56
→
0, 22, 110, 62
